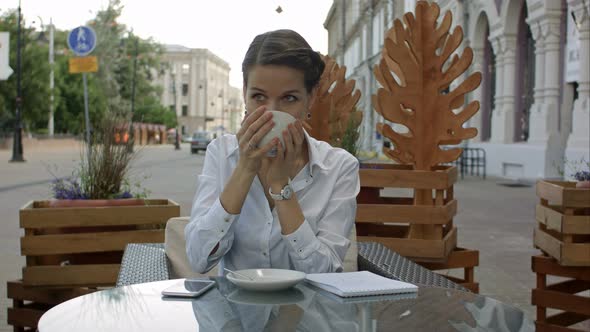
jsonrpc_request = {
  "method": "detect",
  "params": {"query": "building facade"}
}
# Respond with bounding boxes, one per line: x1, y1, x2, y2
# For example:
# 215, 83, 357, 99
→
155, 45, 243, 136
226, 86, 245, 134
325, 0, 589, 179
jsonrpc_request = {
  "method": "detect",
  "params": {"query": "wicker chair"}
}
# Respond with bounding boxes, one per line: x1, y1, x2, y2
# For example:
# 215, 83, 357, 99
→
116, 241, 467, 292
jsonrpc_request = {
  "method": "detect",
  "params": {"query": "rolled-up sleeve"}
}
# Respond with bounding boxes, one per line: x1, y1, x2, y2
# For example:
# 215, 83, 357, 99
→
282, 156, 360, 273
185, 140, 239, 273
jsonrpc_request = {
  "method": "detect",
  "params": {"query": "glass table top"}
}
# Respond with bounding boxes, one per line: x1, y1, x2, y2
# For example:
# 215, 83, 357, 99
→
38, 277, 534, 332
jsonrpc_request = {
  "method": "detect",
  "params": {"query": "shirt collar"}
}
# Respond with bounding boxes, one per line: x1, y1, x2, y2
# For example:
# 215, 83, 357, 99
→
304, 129, 328, 177
226, 130, 328, 177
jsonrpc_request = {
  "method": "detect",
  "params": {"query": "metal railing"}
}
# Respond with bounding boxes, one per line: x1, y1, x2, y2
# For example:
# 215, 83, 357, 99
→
450, 147, 486, 179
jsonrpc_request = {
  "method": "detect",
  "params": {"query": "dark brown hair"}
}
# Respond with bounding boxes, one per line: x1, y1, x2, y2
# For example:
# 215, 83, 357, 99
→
242, 29, 325, 93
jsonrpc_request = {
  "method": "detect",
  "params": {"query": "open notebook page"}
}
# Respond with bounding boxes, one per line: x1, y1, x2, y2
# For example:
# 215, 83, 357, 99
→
305, 271, 418, 297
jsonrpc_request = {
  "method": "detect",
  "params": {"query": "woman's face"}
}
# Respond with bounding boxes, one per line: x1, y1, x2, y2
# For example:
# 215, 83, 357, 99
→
243, 65, 315, 120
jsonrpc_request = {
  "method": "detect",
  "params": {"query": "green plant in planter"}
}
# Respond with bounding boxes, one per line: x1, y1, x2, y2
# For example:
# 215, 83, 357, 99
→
49, 111, 150, 200
339, 108, 363, 157
557, 157, 590, 188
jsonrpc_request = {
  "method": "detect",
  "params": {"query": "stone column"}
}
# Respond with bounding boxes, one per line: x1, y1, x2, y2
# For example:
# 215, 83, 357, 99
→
568, 2, 590, 148
490, 34, 506, 143
175, 63, 182, 117
190, 56, 198, 117
162, 71, 170, 106
491, 34, 517, 143
526, 21, 546, 142
529, 16, 563, 144
502, 35, 518, 143
470, 47, 484, 142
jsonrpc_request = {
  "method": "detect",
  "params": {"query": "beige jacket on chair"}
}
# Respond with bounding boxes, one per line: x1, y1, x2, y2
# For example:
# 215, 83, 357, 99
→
165, 217, 358, 278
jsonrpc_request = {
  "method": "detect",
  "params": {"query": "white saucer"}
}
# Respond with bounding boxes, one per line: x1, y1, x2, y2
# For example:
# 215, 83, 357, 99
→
226, 269, 306, 292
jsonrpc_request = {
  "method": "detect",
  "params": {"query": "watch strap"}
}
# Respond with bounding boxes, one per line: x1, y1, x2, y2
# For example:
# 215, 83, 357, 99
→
269, 178, 292, 200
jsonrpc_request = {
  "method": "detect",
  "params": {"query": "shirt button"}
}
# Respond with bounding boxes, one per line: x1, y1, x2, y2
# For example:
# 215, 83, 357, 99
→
224, 217, 230, 222
263, 252, 267, 256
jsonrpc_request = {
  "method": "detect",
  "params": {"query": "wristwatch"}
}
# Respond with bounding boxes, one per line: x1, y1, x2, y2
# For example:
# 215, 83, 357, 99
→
269, 179, 293, 201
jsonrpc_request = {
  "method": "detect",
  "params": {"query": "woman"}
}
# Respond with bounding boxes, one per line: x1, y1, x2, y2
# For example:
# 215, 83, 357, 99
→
185, 29, 360, 274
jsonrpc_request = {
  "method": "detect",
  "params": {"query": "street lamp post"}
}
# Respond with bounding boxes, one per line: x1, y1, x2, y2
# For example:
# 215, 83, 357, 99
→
32, 16, 54, 137
128, 34, 139, 152
172, 75, 180, 150
11, 0, 25, 162
200, 80, 208, 132
48, 18, 54, 137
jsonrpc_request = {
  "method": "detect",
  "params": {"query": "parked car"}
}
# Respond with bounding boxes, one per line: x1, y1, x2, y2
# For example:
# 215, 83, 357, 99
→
182, 134, 193, 143
190, 131, 212, 154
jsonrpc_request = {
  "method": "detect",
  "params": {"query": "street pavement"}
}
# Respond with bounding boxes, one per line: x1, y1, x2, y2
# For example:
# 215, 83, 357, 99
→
0, 142, 577, 330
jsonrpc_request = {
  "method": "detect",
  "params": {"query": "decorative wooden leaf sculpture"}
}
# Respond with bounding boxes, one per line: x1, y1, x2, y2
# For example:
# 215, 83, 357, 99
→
373, 1, 481, 170
373, 1, 482, 240
306, 55, 362, 148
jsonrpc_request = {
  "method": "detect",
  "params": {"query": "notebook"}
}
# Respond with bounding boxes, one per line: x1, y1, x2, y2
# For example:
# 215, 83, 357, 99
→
309, 284, 419, 304
305, 271, 418, 298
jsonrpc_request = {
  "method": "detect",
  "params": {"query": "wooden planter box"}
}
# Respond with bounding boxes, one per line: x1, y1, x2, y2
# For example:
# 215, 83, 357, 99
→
18, 199, 180, 287
415, 247, 480, 293
531, 255, 590, 331
534, 181, 590, 266
7, 280, 96, 331
356, 163, 458, 260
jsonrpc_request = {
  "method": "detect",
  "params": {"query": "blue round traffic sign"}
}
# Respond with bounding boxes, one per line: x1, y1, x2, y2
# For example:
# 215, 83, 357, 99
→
67, 26, 97, 56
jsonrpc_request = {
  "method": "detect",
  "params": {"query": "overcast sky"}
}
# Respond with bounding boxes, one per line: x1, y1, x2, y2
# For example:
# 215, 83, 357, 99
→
3, 0, 333, 88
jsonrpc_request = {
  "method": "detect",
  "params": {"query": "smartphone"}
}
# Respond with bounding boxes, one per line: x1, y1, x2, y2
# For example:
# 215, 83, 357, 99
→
161, 279, 216, 298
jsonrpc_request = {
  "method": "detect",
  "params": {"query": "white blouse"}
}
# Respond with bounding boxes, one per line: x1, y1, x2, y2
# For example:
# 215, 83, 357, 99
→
185, 132, 360, 275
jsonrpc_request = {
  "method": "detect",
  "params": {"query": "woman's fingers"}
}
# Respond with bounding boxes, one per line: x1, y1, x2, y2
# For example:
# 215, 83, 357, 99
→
240, 112, 273, 150
244, 106, 267, 126
273, 136, 285, 161
288, 121, 304, 147
237, 106, 267, 139
296, 121, 305, 143
282, 127, 294, 154
248, 119, 275, 148
253, 137, 279, 158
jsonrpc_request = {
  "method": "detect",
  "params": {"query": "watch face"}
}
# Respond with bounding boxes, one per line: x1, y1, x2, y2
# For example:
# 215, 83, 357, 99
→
282, 185, 293, 199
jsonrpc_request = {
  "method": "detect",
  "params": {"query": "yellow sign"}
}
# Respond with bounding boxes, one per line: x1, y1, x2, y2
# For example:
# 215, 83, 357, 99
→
69, 56, 98, 74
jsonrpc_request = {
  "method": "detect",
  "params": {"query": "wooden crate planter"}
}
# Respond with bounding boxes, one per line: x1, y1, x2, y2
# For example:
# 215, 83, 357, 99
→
531, 255, 590, 331
7, 280, 96, 331
415, 247, 480, 293
18, 199, 180, 287
356, 163, 458, 260
534, 181, 590, 266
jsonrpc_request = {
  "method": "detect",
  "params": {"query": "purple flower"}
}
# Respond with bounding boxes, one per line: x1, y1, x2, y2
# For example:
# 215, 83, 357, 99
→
573, 171, 590, 182
50, 177, 88, 200
114, 191, 133, 199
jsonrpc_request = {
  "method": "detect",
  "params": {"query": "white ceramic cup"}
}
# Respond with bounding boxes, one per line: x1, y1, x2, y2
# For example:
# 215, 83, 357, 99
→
257, 110, 297, 157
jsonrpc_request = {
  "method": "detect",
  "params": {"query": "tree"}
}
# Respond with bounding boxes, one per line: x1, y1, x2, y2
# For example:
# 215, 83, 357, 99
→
0, 2, 175, 135
0, 10, 50, 134
89, 0, 128, 115
90, 0, 175, 127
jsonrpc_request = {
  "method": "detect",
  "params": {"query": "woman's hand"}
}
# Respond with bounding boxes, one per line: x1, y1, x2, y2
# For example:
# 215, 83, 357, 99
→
235, 106, 278, 174
266, 120, 306, 190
